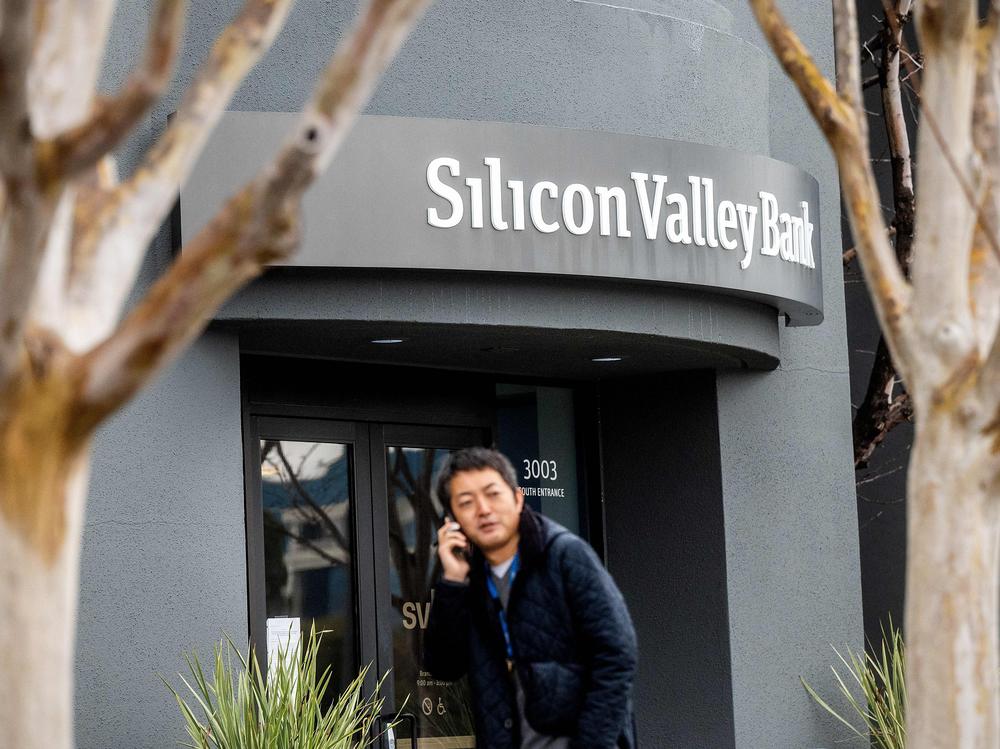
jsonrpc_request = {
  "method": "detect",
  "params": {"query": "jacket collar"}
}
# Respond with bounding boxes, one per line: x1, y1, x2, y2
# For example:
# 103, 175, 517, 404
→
516, 504, 548, 568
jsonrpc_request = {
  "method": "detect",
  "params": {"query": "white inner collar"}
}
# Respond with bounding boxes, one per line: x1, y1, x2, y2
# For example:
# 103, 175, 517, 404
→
490, 556, 516, 579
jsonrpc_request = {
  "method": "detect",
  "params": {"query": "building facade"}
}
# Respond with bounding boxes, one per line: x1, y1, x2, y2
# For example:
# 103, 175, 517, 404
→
78, 2, 863, 747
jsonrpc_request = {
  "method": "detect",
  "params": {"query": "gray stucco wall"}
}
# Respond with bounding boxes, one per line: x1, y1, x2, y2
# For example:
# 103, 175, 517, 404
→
81, 1, 862, 747
721, 3, 864, 747
80, 332, 246, 749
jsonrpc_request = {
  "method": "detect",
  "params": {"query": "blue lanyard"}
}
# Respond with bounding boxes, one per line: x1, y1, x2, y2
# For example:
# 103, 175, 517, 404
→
485, 553, 520, 671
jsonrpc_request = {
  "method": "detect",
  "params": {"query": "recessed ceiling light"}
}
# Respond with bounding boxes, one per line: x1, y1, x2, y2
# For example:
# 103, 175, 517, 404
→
591, 356, 623, 362
371, 338, 405, 344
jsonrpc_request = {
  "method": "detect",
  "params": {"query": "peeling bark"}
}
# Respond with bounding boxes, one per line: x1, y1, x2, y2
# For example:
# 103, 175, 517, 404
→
0, 345, 90, 747
0, 467, 87, 749
905, 404, 1000, 749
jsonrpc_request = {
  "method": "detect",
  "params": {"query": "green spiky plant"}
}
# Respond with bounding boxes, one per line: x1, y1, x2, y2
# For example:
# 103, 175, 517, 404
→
802, 621, 906, 749
163, 628, 393, 749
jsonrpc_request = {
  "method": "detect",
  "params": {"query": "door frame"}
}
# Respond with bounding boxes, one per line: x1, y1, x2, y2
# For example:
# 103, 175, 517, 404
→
243, 416, 378, 696
370, 423, 491, 716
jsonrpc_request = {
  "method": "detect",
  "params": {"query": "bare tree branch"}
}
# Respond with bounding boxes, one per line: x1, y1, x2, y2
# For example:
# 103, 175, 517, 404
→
843, 3, 917, 475
60, 0, 297, 353
29, 159, 118, 339
982, 28, 1000, 413
27, 0, 118, 138
77, 0, 432, 429
833, 0, 866, 141
856, 462, 906, 487
0, 0, 48, 386
881, 1, 915, 273
0, 0, 33, 162
0, 194, 61, 389
37, 0, 187, 185
115, 0, 294, 211
17, 0, 186, 350
749, 0, 855, 141
861, 29, 885, 65
854, 336, 911, 468
750, 0, 915, 380
844, 225, 897, 267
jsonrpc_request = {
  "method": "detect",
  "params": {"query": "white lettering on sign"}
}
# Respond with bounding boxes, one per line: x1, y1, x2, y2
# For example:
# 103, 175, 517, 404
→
521, 486, 567, 498
402, 600, 432, 630
425, 156, 816, 271
523, 459, 558, 481
594, 186, 630, 237
425, 157, 463, 228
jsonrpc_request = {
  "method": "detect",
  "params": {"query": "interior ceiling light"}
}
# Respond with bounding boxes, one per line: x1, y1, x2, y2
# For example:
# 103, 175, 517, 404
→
591, 356, 623, 362
371, 338, 405, 344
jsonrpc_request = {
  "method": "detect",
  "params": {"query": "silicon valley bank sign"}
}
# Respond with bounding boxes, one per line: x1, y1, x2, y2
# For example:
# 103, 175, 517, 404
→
180, 114, 824, 325
426, 157, 815, 272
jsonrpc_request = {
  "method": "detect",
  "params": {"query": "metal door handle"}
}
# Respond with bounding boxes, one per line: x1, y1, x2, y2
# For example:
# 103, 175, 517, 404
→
379, 711, 418, 749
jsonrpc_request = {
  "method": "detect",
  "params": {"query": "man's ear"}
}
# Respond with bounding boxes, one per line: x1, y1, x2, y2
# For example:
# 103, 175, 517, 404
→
514, 487, 524, 512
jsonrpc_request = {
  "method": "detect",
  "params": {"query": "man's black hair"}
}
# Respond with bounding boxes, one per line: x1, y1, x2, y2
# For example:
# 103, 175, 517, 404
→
435, 447, 519, 509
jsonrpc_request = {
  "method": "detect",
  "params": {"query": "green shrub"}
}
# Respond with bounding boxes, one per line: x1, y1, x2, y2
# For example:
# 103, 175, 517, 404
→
163, 628, 390, 749
802, 621, 905, 749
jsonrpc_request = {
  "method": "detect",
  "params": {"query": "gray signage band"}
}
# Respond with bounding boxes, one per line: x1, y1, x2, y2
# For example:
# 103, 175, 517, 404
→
180, 113, 823, 326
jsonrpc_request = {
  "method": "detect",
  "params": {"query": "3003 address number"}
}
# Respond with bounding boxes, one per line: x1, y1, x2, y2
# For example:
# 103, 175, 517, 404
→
522, 459, 558, 481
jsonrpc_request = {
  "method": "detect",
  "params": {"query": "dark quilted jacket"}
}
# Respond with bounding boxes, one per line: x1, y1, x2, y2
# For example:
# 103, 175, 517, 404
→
424, 507, 638, 749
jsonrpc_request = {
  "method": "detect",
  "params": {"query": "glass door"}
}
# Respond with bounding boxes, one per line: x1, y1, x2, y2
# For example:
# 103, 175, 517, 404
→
372, 425, 489, 749
246, 418, 378, 701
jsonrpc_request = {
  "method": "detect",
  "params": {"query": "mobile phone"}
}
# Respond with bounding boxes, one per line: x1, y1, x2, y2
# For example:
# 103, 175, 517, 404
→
444, 514, 471, 561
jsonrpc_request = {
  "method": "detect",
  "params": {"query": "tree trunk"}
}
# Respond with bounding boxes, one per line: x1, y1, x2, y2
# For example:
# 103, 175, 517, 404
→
905, 405, 1000, 749
0, 377, 91, 749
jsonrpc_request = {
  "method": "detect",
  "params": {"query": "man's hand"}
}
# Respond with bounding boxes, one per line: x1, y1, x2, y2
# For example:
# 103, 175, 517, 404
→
437, 520, 471, 582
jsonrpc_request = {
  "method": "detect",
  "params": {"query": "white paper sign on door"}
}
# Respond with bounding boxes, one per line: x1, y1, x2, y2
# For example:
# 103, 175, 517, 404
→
266, 616, 301, 678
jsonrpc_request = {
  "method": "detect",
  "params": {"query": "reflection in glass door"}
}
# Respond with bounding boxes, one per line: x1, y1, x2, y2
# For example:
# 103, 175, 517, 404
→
247, 419, 377, 710
374, 426, 488, 749
259, 438, 356, 700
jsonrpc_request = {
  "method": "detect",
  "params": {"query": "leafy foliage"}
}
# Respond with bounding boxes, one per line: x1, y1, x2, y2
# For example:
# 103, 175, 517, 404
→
802, 622, 906, 749
163, 628, 390, 749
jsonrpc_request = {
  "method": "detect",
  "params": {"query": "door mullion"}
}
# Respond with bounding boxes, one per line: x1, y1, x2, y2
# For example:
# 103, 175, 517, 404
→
352, 421, 380, 703
244, 415, 267, 673
369, 423, 397, 715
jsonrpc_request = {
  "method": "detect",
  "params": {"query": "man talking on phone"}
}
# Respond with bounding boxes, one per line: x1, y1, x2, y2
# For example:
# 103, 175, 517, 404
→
424, 447, 638, 749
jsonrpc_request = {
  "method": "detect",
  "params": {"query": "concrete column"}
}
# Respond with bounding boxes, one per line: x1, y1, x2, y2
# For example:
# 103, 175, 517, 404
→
720, 3, 863, 747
